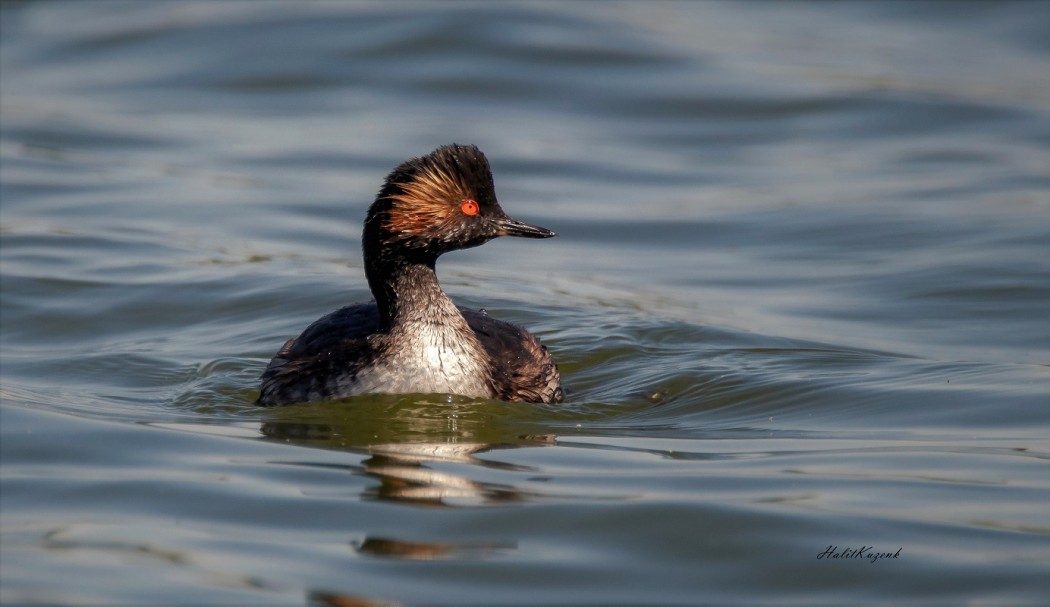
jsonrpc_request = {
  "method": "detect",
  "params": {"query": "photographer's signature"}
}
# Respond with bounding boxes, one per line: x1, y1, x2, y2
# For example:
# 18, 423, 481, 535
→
817, 545, 902, 563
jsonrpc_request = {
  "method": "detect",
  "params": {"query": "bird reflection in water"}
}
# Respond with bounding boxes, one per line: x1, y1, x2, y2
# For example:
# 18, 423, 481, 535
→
354, 535, 516, 560
258, 398, 557, 508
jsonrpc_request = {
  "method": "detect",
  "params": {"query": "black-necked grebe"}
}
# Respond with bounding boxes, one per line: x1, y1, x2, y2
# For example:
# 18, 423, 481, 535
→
258, 144, 562, 406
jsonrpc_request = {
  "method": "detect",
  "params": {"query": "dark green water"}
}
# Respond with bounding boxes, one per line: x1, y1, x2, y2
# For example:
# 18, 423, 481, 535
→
2, 2, 1049, 605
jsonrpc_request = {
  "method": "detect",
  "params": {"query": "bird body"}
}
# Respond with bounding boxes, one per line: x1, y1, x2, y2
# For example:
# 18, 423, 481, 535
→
258, 144, 562, 406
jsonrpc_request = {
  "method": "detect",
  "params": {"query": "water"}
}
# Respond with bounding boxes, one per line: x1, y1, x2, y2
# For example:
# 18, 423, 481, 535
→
2, 1, 1049, 604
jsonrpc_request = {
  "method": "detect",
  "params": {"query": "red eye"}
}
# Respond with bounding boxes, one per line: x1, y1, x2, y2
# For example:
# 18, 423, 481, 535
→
460, 199, 479, 216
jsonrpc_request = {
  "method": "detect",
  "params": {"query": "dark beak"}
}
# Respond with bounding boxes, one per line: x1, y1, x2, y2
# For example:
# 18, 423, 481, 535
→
493, 216, 557, 239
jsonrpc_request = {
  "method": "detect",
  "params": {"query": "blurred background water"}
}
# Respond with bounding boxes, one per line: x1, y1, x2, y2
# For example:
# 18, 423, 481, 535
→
2, 1, 1049, 605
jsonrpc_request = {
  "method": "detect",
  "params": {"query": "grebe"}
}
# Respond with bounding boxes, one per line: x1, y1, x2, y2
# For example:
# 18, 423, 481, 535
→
258, 144, 562, 406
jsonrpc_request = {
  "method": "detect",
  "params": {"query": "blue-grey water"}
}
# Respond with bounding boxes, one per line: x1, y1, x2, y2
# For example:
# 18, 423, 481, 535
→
2, 1, 1049, 605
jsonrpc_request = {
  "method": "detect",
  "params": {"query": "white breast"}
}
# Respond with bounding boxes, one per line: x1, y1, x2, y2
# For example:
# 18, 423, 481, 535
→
347, 322, 492, 399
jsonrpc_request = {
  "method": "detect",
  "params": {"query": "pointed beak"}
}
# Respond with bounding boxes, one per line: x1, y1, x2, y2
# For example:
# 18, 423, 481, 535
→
492, 216, 557, 239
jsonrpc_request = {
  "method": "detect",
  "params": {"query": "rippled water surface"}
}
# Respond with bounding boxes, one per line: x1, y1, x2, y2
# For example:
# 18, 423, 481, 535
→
3, 1, 1049, 605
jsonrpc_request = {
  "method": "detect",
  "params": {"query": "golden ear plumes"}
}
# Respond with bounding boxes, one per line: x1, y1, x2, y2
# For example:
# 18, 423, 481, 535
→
384, 163, 472, 237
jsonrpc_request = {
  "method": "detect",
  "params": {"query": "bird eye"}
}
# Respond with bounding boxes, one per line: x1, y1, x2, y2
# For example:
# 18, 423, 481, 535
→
460, 199, 479, 216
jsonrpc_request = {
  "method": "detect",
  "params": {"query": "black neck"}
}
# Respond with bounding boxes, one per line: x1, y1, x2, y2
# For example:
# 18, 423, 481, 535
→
366, 252, 458, 330
362, 196, 460, 330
